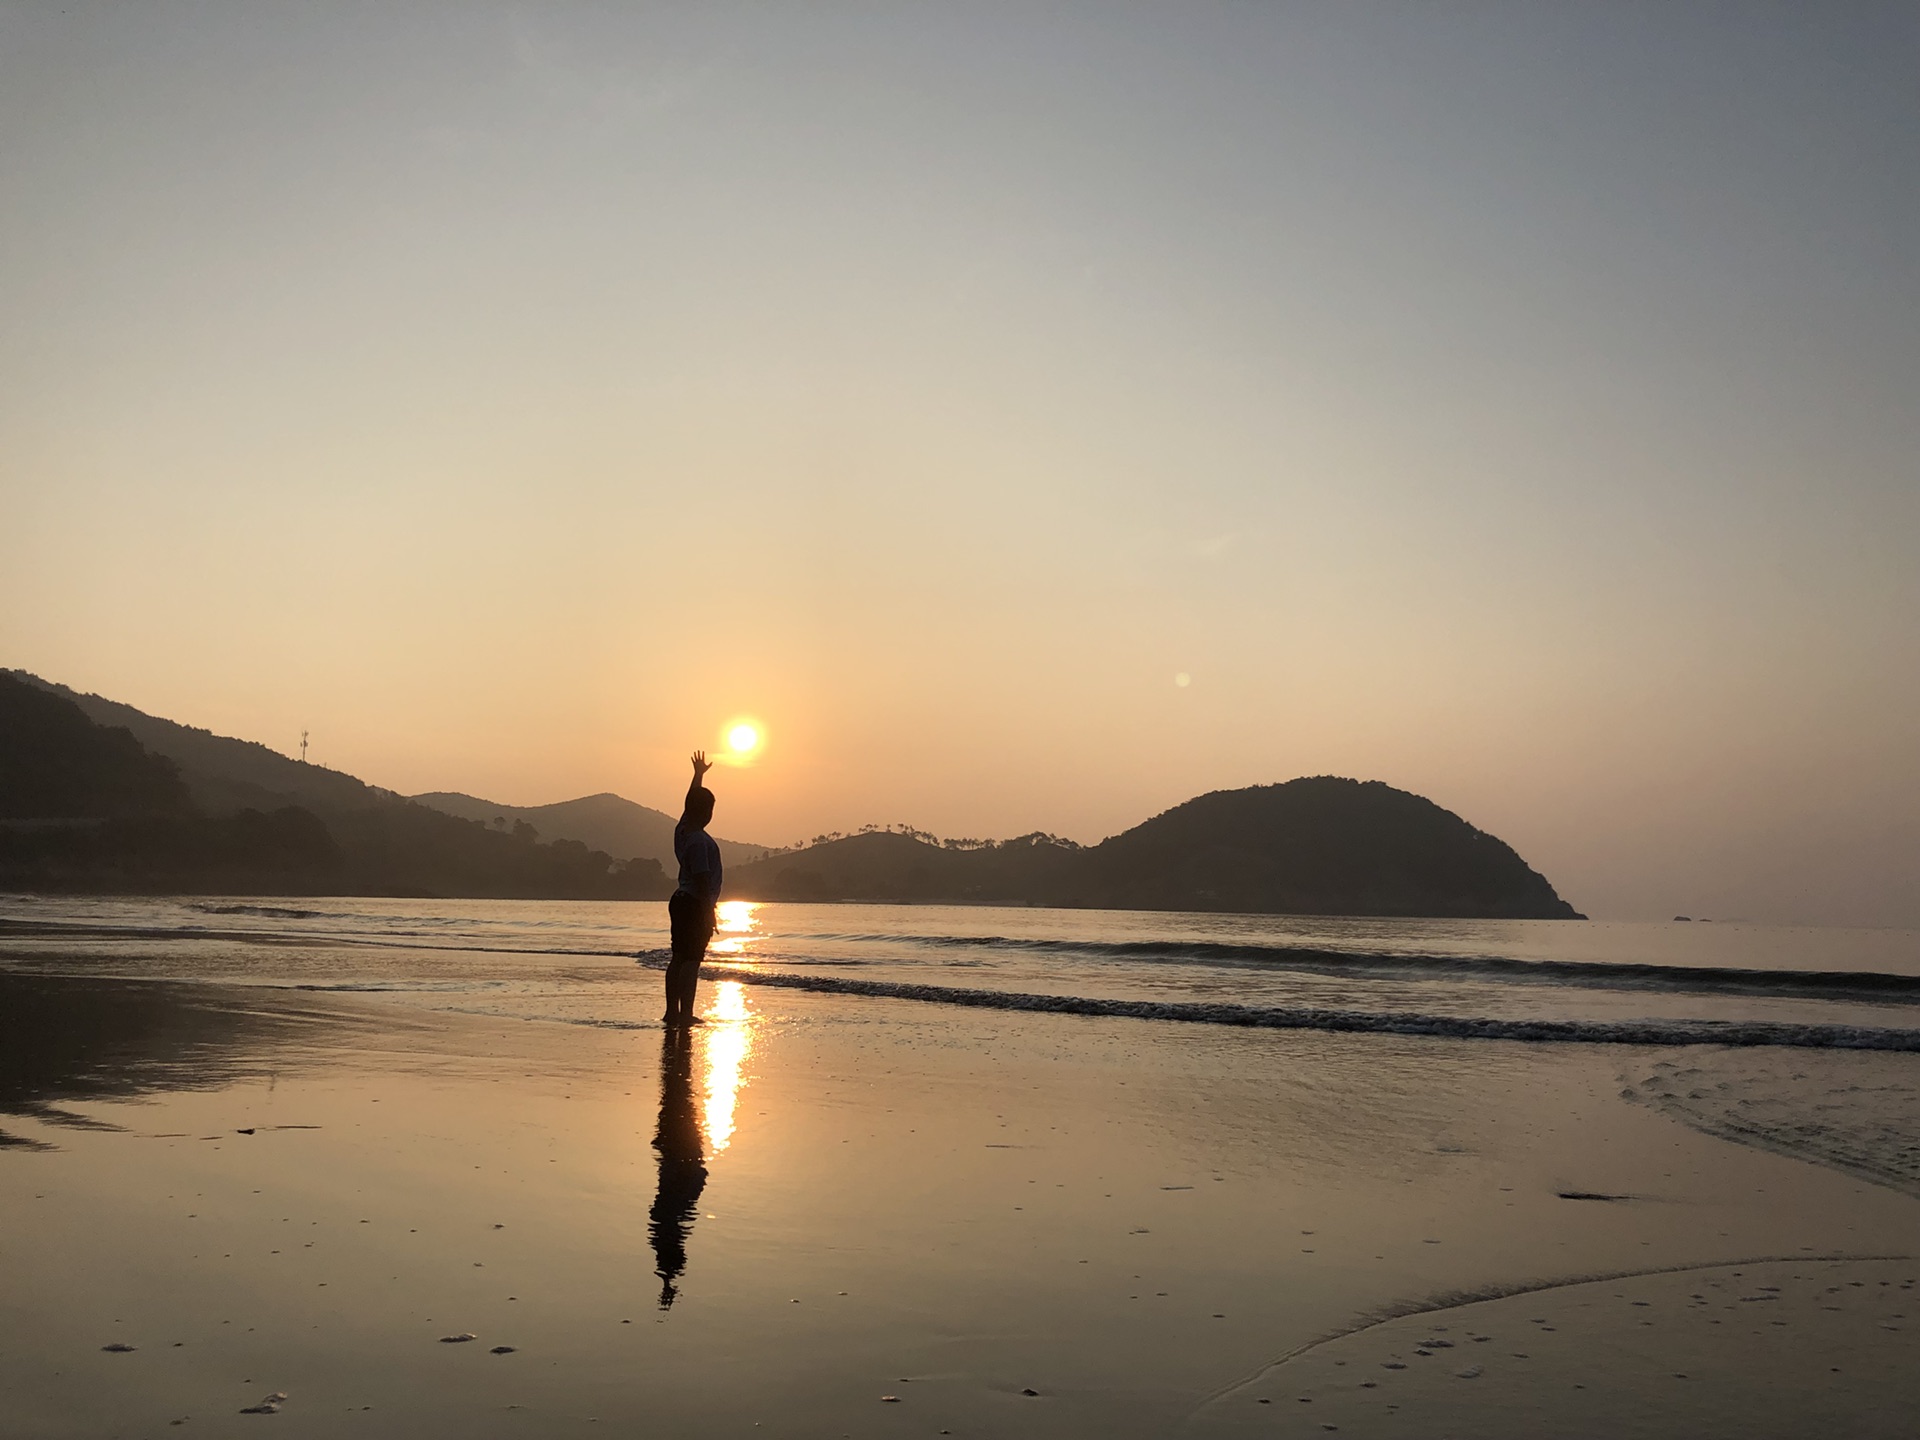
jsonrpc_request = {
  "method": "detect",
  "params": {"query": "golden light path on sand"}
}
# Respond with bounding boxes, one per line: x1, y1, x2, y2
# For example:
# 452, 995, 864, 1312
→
702, 980, 753, 1153
702, 903, 760, 1150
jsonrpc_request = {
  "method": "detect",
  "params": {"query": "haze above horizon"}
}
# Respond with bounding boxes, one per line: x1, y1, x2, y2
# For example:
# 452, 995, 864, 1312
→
3, 5, 1916, 925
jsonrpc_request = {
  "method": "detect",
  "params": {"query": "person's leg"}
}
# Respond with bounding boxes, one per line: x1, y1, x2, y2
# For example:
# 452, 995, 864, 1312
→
682, 976, 705, 1019
669, 913, 709, 1021
664, 959, 695, 1023
665, 893, 694, 1024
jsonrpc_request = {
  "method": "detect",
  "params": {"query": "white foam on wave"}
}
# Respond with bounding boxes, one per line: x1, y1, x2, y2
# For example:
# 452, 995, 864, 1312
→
667, 960, 1920, 1052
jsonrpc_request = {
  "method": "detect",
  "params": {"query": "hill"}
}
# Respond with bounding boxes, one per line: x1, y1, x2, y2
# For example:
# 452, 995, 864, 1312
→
410, 790, 769, 873
0, 674, 192, 821
19, 674, 387, 819
1, 672, 668, 900
1077, 778, 1579, 917
730, 830, 1086, 905
730, 778, 1582, 919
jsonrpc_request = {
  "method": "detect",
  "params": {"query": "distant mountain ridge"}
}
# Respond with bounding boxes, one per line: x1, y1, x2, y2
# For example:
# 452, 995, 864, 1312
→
15, 674, 768, 867
2, 672, 668, 900
410, 791, 769, 874
730, 777, 1583, 920
19, 674, 398, 820
0, 676, 192, 821
4, 670, 1582, 918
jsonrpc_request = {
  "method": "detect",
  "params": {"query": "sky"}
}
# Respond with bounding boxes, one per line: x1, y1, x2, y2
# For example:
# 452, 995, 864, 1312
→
3, 3, 1917, 924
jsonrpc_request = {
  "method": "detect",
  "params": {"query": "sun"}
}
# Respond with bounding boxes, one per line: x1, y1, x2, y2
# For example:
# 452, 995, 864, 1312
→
715, 716, 767, 765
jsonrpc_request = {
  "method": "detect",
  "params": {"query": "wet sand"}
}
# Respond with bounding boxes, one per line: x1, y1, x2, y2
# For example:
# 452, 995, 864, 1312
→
1196, 1256, 1919, 1438
2, 970, 1917, 1438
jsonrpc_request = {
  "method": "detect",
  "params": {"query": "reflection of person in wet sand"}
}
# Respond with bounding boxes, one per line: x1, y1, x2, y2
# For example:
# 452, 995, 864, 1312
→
648, 1029, 706, 1309
665, 751, 722, 1027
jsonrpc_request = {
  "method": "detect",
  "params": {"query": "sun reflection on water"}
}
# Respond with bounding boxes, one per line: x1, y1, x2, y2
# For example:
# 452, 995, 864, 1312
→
709, 900, 760, 957
701, 980, 753, 1153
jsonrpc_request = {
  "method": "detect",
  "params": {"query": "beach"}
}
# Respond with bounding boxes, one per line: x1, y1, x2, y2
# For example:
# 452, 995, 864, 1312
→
3, 900, 1918, 1437
11, 9, 1914, 1433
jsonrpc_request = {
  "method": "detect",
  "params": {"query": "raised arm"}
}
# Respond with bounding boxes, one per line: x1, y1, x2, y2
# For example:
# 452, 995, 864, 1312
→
681, 751, 713, 823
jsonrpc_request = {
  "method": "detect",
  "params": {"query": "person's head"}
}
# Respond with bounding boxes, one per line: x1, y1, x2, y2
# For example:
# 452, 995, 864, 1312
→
689, 786, 715, 829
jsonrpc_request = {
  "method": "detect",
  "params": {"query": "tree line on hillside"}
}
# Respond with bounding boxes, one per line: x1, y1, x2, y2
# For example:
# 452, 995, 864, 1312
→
756, 823, 1083, 858
728, 779, 1583, 920
0, 673, 668, 900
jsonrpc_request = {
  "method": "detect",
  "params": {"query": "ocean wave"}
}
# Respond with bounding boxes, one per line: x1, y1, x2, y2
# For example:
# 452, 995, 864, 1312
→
635, 946, 868, 969
777, 932, 1920, 1001
190, 903, 328, 919
283, 981, 501, 993
0, 916, 649, 961
671, 961, 1920, 1052
9, 914, 1916, 1011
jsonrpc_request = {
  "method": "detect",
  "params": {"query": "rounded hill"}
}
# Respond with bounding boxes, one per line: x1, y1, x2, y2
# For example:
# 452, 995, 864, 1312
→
730, 776, 1582, 919
1085, 777, 1581, 919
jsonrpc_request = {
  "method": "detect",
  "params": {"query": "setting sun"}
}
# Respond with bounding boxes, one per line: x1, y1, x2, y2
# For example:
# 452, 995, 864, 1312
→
714, 716, 767, 767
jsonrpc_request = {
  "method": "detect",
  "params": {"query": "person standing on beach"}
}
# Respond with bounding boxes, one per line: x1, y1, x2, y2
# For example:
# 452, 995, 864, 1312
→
665, 750, 722, 1026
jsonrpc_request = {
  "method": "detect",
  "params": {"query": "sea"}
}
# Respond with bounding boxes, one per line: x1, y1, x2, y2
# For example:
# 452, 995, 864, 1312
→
3, 894, 1919, 1051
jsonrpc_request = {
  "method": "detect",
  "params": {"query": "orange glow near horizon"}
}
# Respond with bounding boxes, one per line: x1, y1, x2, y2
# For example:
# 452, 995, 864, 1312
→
11, 7, 1919, 929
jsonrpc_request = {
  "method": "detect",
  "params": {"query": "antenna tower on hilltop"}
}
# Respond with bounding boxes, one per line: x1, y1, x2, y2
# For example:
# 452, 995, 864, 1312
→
300, 729, 309, 764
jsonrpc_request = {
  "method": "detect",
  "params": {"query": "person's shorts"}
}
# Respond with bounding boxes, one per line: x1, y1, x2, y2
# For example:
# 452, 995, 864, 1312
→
667, 890, 715, 964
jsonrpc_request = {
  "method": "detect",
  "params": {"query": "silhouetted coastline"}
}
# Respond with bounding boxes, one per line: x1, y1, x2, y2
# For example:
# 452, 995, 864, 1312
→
4, 670, 1579, 917
729, 778, 1584, 920
1, 671, 668, 900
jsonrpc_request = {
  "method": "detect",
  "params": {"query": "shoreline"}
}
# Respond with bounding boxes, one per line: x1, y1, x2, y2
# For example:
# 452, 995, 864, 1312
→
4, 966, 1919, 1436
